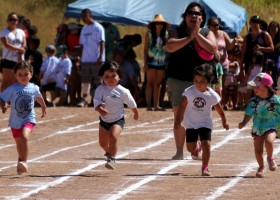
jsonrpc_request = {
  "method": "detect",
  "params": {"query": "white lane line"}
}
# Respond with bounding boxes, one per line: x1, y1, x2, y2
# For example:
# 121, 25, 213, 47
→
0, 141, 97, 171
62, 115, 77, 119
105, 129, 242, 200
0, 120, 100, 150
0, 127, 10, 133
6, 134, 173, 200
204, 145, 280, 200
0, 117, 9, 121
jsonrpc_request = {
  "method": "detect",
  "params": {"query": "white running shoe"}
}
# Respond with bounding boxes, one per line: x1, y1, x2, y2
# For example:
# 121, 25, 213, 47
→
17, 161, 28, 174
105, 157, 115, 170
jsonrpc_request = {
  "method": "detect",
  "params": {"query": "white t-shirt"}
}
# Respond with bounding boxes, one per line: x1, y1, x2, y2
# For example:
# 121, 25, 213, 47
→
94, 84, 137, 123
0, 28, 25, 62
79, 21, 105, 63
55, 57, 72, 90
40, 56, 60, 86
181, 85, 220, 129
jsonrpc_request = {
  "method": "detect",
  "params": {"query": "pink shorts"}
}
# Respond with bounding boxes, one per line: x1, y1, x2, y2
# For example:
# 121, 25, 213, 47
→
11, 122, 36, 138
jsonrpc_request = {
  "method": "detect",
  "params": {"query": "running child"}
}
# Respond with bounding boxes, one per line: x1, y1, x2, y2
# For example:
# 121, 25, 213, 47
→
174, 63, 229, 176
93, 61, 139, 170
0, 61, 46, 174
238, 72, 279, 178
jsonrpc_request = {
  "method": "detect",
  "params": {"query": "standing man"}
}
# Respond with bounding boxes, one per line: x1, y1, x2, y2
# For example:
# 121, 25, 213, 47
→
77, 8, 105, 107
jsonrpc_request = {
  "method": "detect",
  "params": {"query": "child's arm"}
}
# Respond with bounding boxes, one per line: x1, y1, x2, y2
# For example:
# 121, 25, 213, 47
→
131, 108, 139, 120
214, 103, 229, 130
35, 97, 47, 118
174, 96, 188, 129
0, 99, 8, 114
64, 74, 70, 84
238, 115, 252, 129
95, 104, 108, 117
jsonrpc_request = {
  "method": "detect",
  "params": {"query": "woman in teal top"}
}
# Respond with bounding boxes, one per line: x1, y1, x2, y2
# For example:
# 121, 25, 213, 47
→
144, 13, 171, 111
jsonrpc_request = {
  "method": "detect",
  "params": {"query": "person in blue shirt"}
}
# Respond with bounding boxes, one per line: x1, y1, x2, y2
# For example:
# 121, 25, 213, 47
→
0, 61, 46, 175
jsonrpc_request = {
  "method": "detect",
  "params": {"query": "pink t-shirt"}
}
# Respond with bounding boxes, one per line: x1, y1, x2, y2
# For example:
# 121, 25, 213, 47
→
217, 31, 229, 69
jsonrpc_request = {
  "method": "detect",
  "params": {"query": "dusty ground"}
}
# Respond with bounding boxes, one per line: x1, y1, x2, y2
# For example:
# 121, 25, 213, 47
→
0, 107, 280, 200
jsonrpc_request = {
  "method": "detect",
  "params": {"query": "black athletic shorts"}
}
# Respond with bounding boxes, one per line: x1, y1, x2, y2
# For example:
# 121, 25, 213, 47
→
186, 128, 212, 143
100, 117, 125, 131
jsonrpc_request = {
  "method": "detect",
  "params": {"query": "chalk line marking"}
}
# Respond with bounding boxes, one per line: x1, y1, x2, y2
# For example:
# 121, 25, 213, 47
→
5, 134, 173, 200
0, 117, 172, 150
204, 144, 280, 200
105, 129, 242, 200
0, 141, 98, 171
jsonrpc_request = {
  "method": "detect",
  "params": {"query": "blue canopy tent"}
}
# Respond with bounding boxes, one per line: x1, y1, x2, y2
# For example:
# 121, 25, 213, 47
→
64, 0, 247, 37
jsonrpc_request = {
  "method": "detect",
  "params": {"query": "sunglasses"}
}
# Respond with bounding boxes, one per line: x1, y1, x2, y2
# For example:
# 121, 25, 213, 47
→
210, 23, 219, 27
155, 22, 164, 25
186, 10, 202, 16
8, 18, 18, 22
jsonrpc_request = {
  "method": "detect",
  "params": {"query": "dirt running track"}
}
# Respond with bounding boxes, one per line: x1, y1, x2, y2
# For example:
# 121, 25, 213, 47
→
0, 107, 280, 200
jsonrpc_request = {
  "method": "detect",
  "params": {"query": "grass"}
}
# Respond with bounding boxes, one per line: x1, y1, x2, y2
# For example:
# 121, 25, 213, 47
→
0, 0, 279, 62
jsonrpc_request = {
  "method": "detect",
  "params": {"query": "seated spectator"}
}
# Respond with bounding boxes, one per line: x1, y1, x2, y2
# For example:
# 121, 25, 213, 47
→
113, 49, 140, 100
39, 45, 59, 106
55, 45, 72, 106
117, 34, 142, 84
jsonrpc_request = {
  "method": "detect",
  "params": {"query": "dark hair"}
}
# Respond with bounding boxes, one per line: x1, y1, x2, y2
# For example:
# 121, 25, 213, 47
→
18, 15, 30, 29
253, 50, 264, 65
29, 35, 40, 49
207, 16, 217, 26
28, 25, 38, 36
7, 12, 18, 21
150, 23, 167, 47
264, 59, 276, 73
81, 8, 92, 16
250, 15, 261, 24
268, 21, 280, 45
13, 60, 33, 74
193, 63, 213, 83
182, 2, 206, 27
98, 61, 122, 79
268, 87, 276, 96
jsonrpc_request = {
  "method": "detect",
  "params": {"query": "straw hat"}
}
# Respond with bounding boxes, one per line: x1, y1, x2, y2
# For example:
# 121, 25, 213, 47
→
147, 13, 171, 29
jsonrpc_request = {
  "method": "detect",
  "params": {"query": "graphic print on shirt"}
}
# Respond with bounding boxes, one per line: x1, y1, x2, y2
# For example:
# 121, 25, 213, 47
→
193, 97, 206, 110
15, 92, 32, 119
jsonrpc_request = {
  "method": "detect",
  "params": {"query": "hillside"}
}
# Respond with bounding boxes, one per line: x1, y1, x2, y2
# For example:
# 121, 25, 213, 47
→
0, 0, 279, 61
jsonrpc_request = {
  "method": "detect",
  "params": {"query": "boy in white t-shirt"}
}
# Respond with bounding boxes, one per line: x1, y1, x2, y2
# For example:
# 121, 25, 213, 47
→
55, 45, 72, 106
39, 45, 59, 106
174, 64, 229, 176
